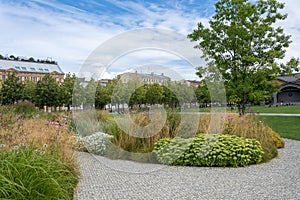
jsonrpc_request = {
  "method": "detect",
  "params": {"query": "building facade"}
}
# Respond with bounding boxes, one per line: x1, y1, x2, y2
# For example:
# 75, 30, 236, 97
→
273, 73, 300, 105
0, 58, 64, 83
120, 72, 171, 85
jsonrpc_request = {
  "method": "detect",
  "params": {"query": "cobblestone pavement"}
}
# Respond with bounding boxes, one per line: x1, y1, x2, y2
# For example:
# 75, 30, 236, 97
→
74, 139, 300, 199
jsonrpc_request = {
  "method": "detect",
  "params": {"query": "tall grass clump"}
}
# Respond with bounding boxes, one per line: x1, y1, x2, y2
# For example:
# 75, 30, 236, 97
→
85, 109, 283, 164
108, 111, 170, 152
0, 146, 77, 199
222, 114, 284, 161
0, 105, 78, 199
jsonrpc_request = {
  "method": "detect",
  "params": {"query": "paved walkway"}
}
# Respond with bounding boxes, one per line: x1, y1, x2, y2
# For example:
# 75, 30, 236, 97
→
74, 139, 300, 199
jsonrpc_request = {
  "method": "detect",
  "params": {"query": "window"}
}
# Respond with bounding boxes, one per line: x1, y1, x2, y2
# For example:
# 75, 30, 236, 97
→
30, 67, 36, 71
21, 67, 27, 71
14, 66, 21, 70
2, 75, 5, 81
44, 68, 49, 72
38, 68, 44, 72
19, 76, 22, 81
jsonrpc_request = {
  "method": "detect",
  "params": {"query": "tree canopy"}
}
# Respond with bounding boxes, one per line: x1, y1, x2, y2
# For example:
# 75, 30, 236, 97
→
1, 74, 23, 105
188, 0, 299, 115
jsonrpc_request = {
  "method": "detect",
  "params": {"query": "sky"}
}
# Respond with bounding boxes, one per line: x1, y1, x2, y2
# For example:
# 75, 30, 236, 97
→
0, 0, 300, 80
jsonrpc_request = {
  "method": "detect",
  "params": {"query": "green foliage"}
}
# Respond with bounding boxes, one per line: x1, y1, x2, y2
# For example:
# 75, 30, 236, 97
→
153, 134, 264, 167
145, 83, 164, 105
195, 81, 210, 106
1, 74, 24, 105
257, 116, 300, 140
22, 80, 36, 102
0, 146, 78, 199
35, 75, 61, 108
13, 101, 36, 115
61, 73, 77, 109
188, 0, 299, 115
83, 78, 97, 108
72, 78, 86, 107
221, 114, 283, 161
95, 84, 111, 109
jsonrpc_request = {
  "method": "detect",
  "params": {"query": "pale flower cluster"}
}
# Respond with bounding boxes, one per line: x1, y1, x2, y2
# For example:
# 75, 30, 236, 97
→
81, 132, 113, 155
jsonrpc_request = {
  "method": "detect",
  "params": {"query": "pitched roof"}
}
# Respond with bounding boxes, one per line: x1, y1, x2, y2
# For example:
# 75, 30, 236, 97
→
278, 76, 298, 83
0, 59, 64, 74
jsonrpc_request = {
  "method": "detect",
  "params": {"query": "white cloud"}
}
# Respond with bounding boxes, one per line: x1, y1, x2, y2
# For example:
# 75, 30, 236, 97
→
278, 0, 300, 64
0, 0, 299, 78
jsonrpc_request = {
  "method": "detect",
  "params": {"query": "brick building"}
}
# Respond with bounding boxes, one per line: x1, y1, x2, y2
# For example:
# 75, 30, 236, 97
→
0, 58, 64, 83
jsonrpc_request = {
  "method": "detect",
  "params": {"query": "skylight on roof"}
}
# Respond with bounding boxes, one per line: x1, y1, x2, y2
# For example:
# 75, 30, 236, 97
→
44, 68, 49, 72
14, 66, 21, 70
38, 68, 44, 72
30, 67, 36, 71
21, 67, 27, 71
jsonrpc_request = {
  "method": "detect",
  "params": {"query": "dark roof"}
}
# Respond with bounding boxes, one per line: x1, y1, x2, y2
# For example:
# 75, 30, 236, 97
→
278, 73, 300, 83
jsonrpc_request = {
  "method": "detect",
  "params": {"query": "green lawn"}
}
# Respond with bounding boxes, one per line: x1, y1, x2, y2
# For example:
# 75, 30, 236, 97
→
247, 105, 300, 114
197, 105, 300, 114
257, 116, 300, 140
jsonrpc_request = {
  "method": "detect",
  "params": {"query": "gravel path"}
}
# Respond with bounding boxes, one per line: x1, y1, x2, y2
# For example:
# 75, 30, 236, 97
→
74, 139, 300, 199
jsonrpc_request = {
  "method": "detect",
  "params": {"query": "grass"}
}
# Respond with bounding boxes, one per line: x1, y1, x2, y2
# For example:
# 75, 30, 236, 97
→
81, 110, 284, 163
0, 104, 78, 199
257, 116, 300, 140
0, 146, 78, 199
195, 105, 300, 114
247, 105, 300, 114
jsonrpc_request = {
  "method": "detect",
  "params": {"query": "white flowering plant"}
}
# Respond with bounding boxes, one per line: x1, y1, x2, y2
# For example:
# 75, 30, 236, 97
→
81, 132, 114, 155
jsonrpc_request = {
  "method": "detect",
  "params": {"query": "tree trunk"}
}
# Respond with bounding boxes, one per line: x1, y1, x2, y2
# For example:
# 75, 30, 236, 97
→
238, 103, 246, 116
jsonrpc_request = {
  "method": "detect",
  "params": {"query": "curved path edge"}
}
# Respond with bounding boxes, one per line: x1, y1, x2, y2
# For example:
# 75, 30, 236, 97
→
74, 139, 300, 200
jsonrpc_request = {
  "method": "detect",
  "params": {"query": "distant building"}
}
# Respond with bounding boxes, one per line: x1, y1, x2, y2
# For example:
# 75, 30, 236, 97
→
120, 72, 171, 85
179, 80, 202, 87
98, 79, 111, 87
273, 73, 300, 104
0, 58, 64, 83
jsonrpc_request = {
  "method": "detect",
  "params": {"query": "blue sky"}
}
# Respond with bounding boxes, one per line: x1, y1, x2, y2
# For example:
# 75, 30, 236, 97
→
0, 0, 299, 80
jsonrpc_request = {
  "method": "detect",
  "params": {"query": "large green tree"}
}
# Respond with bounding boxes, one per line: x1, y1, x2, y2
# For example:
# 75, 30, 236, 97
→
188, 0, 299, 115
61, 73, 77, 110
35, 75, 61, 110
22, 80, 36, 102
95, 84, 111, 109
195, 82, 211, 107
145, 83, 164, 105
1, 74, 24, 105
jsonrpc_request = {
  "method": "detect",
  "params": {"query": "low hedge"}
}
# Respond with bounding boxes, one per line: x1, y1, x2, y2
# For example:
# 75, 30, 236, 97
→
153, 134, 264, 167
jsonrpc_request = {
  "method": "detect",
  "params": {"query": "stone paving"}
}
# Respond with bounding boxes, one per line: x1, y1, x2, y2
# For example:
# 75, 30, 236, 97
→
74, 139, 300, 199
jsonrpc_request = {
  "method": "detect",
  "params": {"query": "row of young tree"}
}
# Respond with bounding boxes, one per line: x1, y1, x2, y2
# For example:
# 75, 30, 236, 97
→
0, 73, 200, 110
0, 73, 78, 110
0, 72, 276, 111
71, 76, 204, 111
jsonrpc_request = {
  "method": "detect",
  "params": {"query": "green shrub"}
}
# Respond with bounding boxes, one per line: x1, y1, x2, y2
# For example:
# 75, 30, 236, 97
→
153, 134, 264, 167
14, 100, 36, 114
0, 146, 78, 199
